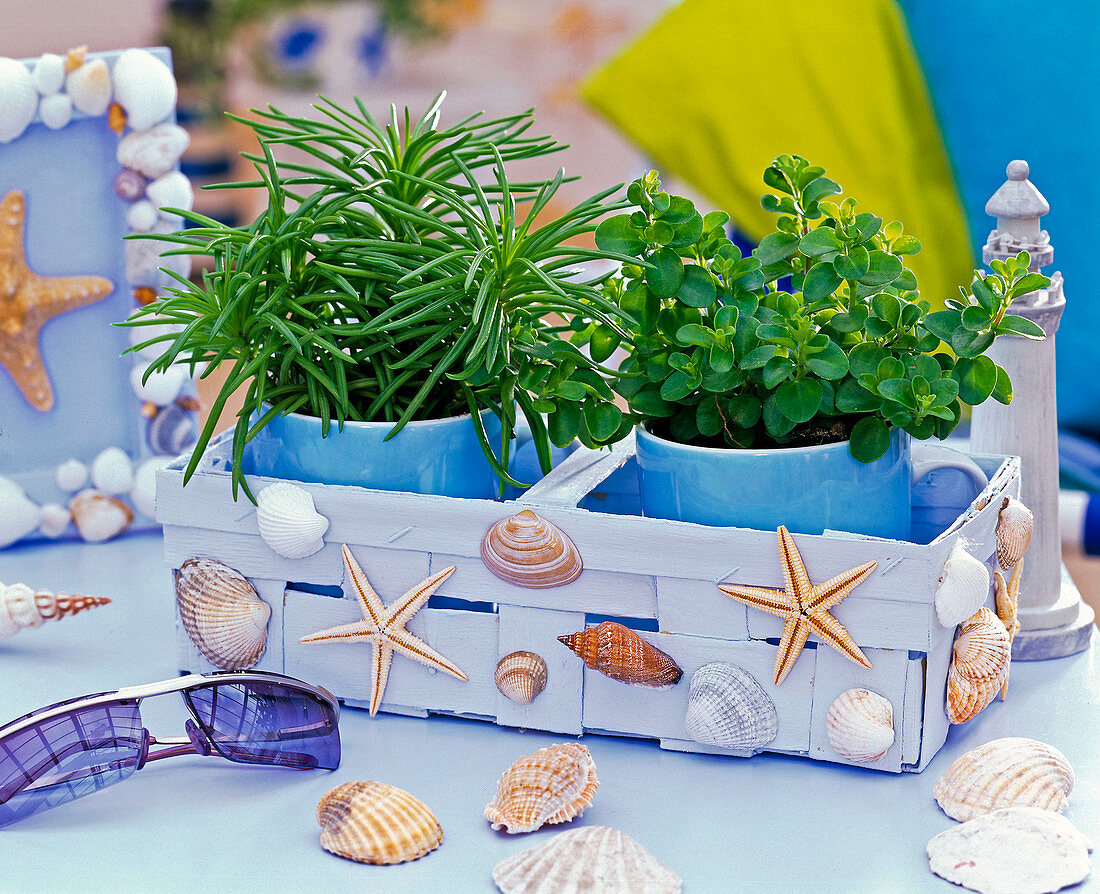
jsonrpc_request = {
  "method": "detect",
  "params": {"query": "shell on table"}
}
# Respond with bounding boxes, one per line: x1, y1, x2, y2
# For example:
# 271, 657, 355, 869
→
175, 557, 270, 670
495, 651, 548, 705
256, 483, 329, 559
116, 124, 190, 179
68, 489, 133, 544
935, 542, 990, 628
684, 662, 777, 754
37, 503, 71, 539
996, 497, 1034, 570
0, 476, 41, 548
111, 48, 176, 132
826, 688, 895, 763
65, 57, 111, 117
481, 510, 583, 589
933, 737, 1074, 822
492, 826, 682, 894
558, 621, 682, 690
946, 607, 1011, 724
90, 447, 134, 496
0, 58, 38, 143
484, 742, 599, 834
317, 781, 442, 865
0, 581, 111, 639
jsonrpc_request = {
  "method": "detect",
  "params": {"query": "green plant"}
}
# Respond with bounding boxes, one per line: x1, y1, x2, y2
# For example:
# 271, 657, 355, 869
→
591, 156, 1047, 462
124, 94, 635, 499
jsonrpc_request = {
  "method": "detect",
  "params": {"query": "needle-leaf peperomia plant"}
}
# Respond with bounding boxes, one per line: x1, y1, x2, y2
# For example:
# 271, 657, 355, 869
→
590, 156, 1048, 462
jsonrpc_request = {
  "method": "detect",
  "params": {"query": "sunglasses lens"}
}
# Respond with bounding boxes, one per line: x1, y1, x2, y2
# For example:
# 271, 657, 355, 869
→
0, 700, 144, 828
185, 682, 340, 770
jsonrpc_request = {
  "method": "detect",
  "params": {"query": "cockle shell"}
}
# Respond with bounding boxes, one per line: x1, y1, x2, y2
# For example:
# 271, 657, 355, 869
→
68, 489, 133, 543
116, 124, 190, 179
684, 662, 777, 753
148, 402, 198, 456
481, 510, 583, 589
37, 503, 71, 538
90, 447, 134, 495
0, 58, 37, 143
947, 607, 1011, 724
495, 651, 548, 705
934, 738, 1075, 822
146, 171, 193, 215
175, 557, 270, 670
997, 497, 1033, 570
131, 457, 172, 519
484, 743, 599, 834
111, 49, 176, 132
936, 542, 991, 628
38, 93, 73, 130
492, 826, 683, 894
826, 688, 895, 763
0, 582, 111, 639
558, 621, 682, 689
256, 483, 329, 559
317, 781, 442, 865
65, 58, 111, 117
55, 458, 89, 492
32, 53, 64, 95
0, 477, 41, 548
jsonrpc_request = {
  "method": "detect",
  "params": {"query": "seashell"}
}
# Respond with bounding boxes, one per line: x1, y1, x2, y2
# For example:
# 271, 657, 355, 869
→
492, 826, 683, 894
147, 402, 198, 455
69, 489, 133, 543
0, 477, 41, 548
66, 58, 111, 117
127, 200, 158, 232
116, 124, 190, 179
558, 621, 682, 689
175, 556, 270, 670
481, 510, 583, 589
90, 446, 134, 495
927, 807, 1092, 894
38, 92, 73, 130
317, 781, 442, 865
125, 227, 193, 286
63, 46, 86, 74
684, 662, 777, 753
55, 458, 89, 492
37, 503, 71, 538
131, 456, 172, 519
484, 742, 599, 834
146, 171, 193, 215
934, 737, 1074, 822
935, 542, 991, 628
256, 482, 329, 559
107, 102, 127, 135
0, 58, 38, 143
997, 497, 1033, 570
110, 49, 177, 132
32, 53, 65, 95
128, 320, 182, 359
495, 651, 548, 705
130, 361, 187, 406
113, 168, 146, 201
134, 286, 158, 306
825, 688, 895, 763
0, 582, 111, 639
947, 607, 1011, 724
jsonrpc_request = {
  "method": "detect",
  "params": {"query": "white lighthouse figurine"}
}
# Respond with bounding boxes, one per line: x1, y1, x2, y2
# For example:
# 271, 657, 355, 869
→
970, 160, 1094, 659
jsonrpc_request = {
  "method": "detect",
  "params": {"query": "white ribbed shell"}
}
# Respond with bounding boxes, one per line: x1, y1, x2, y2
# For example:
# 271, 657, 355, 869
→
317, 781, 442, 865
684, 663, 777, 753
996, 498, 1034, 570
256, 482, 329, 559
825, 688, 895, 763
935, 543, 991, 628
175, 557, 270, 670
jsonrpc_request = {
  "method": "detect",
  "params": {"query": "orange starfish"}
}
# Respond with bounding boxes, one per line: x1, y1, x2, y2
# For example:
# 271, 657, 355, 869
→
0, 190, 113, 411
719, 526, 876, 685
300, 544, 468, 716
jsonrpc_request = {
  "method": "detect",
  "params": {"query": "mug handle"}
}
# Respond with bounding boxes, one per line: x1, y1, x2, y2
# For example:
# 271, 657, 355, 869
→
911, 442, 988, 496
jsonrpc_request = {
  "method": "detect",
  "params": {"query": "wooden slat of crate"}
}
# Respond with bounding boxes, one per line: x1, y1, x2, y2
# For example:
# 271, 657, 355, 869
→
918, 606, 967, 771
746, 597, 935, 652
656, 576, 750, 640
901, 652, 926, 767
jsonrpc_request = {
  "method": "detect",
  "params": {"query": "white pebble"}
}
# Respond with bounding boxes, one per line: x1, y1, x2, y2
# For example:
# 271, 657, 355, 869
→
0, 477, 40, 548
38, 92, 73, 130
131, 457, 173, 518
90, 447, 134, 495
146, 171, 193, 214
55, 458, 89, 492
128, 321, 183, 360
116, 123, 190, 179
129, 361, 187, 405
32, 53, 65, 95
127, 200, 158, 232
66, 58, 111, 116
38, 503, 71, 538
111, 49, 176, 131
0, 58, 38, 143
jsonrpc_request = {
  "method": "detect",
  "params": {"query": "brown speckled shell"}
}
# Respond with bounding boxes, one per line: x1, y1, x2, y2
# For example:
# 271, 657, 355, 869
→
558, 621, 683, 689
946, 608, 1011, 724
481, 510, 582, 589
175, 557, 270, 670
495, 651, 548, 705
484, 743, 598, 834
317, 781, 442, 864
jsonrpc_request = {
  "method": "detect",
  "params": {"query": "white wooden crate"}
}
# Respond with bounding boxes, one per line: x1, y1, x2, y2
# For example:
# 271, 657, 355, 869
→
158, 431, 1020, 773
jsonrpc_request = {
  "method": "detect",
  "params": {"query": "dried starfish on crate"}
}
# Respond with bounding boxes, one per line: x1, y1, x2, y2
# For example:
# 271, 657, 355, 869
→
995, 557, 1023, 699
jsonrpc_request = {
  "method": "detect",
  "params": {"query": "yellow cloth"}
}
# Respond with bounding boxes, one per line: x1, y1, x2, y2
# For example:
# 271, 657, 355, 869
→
582, 0, 974, 307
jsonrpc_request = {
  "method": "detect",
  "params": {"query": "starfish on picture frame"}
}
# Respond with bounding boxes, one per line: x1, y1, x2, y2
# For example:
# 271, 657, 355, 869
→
300, 544, 468, 716
0, 190, 113, 411
719, 526, 876, 685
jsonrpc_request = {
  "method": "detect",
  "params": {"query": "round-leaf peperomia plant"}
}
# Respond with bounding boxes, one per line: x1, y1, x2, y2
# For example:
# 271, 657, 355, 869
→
590, 156, 1048, 462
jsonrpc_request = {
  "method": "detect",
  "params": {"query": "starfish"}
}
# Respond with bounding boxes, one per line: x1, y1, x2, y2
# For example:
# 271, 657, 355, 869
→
994, 557, 1023, 699
0, 190, 113, 411
300, 544, 468, 715
718, 526, 876, 685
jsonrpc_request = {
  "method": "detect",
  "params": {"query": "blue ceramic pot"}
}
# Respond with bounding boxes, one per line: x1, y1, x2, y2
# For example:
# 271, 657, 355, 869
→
247, 409, 502, 498
635, 425, 986, 539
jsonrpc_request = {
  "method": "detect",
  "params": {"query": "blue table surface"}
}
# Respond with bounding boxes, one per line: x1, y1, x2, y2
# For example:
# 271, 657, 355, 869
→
0, 532, 1097, 893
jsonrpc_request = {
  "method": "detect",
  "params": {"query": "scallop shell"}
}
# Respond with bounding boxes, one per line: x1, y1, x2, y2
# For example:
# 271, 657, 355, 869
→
0, 582, 111, 639
684, 662, 777, 753
492, 826, 682, 894
90, 447, 134, 495
825, 688, 895, 763
481, 510, 582, 589
0, 477, 41, 548
175, 557, 270, 670
0, 58, 37, 143
947, 607, 1011, 724
495, 651, 548, 705
68, 489, 133, 543
116, 124, 190, 179
997, 497, 1034, 570
65, 57, 111, 117
38, 93, 73, 130
484, 743, 599, 834
147, 402, 198, 455
933, 737, 1074, 822
256, 483, 329, 559
317, 781, 442, 865
558, 621, 682, 689
935, 542, 991, 628
32, 53, 64, 95
111, 49, 176, 132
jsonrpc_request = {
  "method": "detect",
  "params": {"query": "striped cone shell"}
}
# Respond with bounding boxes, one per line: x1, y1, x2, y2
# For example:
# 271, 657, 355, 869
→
317, 781, 442, 864
825, 688, 895, 763
175, 557, 270, 670
558, 621, 682, 690
481, 510, 583, 589
946, 608, 1011, 724
0, 582, 111, 639
495, 651, 548, 705
484, 743, 598, 834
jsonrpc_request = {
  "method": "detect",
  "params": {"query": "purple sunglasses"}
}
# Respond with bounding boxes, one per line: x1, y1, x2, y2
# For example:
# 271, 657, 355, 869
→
0, 671, 340, 828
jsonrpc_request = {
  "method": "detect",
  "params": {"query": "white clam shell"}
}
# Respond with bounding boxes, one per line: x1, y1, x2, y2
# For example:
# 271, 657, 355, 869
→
0, 476, 41, 548
130, 361, 187, 406
996, 498, 1034, 570
492, 826, 682, 894
66, 58, 111, 116
116, 123, 190, 179
256, 483, 329, 559
127, 199, 159, 232
934, 737, 1074, 822
38, 92, 73, 130
176, 557, 270, 670
825, 688, 894, 763
111, 49, 176, 131
90, 447, 134, 495
32, 53, 65, 95
935, 542, 991, 627
684, 662, 777, 754
131, 457, 173, 519
481, 510, 583, 589
146, 170, 193, 215
55, 458, 89, 492
68, 489, 133, 543
0, 58, 38, 143
37, 503, 71, 538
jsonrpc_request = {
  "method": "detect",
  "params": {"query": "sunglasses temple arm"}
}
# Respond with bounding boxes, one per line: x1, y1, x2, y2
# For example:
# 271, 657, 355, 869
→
142, 742, 205, 763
